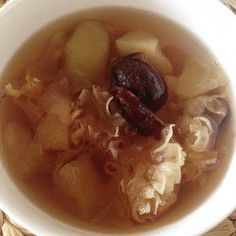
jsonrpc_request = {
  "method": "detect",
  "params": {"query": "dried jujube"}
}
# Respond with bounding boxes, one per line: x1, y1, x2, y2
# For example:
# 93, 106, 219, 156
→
112, 87, 164, 137
111, 54, 168, 112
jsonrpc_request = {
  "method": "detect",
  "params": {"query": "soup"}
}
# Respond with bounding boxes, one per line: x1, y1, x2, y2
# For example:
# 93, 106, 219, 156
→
0, 7, 234, 232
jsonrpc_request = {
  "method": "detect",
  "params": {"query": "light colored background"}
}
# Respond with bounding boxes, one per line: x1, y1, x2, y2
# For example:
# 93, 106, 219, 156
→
0, 0, 235, 235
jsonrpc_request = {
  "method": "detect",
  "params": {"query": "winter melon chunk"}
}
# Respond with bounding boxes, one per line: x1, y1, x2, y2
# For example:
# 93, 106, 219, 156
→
38, 78, 71, 124
54, 154, 107, 218
116, 31, 173, 74
65, 20, 110, 81
2, 121, 32, 158
2, 122, 46, 177
176, 56, 227, 99
36, 114, 69, 151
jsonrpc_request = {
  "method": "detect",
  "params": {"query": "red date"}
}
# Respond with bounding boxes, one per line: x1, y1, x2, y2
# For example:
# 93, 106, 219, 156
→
111, 54, 168, 112
112, 87, 164, 137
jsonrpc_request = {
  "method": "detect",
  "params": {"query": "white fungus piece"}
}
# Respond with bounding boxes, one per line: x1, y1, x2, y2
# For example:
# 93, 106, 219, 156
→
70, 86, 125, 146
203, 95, 228, 125
203, 95, 227, 115
182, 151, 219, 183
176, 94, 227, 183
71, 109, 83, 123
5, 76, 43, 99
201, 157, 219, 172
77, 89, 91, 107
93, 85, 125, 127
178, 94, 228, 153
183, 95, 227, 125
122, 125, 186, 222
71, 120, 86, 145
187, 116, 214, 152
4, 83, 21, 98
107, 140, 124, 159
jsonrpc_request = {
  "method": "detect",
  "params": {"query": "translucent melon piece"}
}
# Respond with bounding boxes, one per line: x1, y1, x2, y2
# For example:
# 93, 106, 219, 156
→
164, 75, 178, 95
2, 121, 32, 158
38, 78, 71, 124
18, 137, 46, 176
1, 122, 44, 177
162, 45, 186, 76
116, 31, 173, 74
40, 30, 68, 73
36, 114, 69, 151
65, 20, 110, 81
14, 98, 44, 126
176, 56, 227, 99
54, 154, 107, 218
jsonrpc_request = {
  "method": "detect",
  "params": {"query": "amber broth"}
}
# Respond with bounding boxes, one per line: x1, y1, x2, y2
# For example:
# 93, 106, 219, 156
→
0, 7, 235, 233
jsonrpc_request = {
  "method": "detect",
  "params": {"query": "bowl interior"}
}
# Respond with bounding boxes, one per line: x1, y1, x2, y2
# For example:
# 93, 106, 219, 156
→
0, 0, 235, 236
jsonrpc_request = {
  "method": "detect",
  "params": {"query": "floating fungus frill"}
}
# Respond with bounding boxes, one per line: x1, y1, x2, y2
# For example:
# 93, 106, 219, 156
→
122, 125, 186, 222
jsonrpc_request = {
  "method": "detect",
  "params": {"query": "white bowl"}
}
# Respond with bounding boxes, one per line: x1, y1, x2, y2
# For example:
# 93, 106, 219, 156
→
0, 0, 236, 235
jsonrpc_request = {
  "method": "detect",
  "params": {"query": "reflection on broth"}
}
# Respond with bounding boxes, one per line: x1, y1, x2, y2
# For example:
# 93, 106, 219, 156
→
0, 7, 234, 233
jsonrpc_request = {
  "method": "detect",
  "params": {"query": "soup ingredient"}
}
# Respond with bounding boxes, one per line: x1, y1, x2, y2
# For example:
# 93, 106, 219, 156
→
182, 151, 218, 183
112, 87, 164, 137
14, 98, 44, 126
2, 220, 24, 236
36, 78, 71, 150
40, 30, 68, 73
177, 94, 228, 151
54, 154, 108, 218
162, 45, 186, 76
111, 54, 168, 112
70, 85, 125, 146
4, 75, 45, 126
65, 20, 110, 81
177, 94, 228, 183
2, 122, 32, 158
116, 31, 173, 74
122, 125, 186, 222
186, 116, 215, 152
163, 75, 178, 95
2, 121, 46, 176
18, 136, 46, 176
200, 154, 219, 172
183, 95, 227, 125
175, 56, 227, 99
36, 114, 69, 151
38, 78, 72, 124
5, 76, 43, 100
